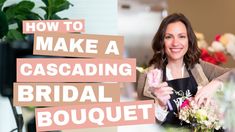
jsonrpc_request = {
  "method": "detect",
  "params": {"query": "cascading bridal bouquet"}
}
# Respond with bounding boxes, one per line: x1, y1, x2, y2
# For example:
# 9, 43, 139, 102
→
178, 98, 222, 132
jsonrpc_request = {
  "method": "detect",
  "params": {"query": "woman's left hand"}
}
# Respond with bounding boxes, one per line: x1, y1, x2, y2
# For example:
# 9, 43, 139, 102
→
195, 80, 223, 106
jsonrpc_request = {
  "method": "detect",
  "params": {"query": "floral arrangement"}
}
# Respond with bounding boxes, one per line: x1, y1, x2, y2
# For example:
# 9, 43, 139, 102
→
195, 32, 229, 65
179, 98, 222, 131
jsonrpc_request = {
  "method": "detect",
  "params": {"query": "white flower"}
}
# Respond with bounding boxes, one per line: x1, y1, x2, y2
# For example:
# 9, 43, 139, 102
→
208, 41, 225, 52
226, 42, 235, 59
195, 32, 205, 40
220, 33, 235, 46
195, 32, 208, 49
198, 40, 208, 49
224, 33, 235, 43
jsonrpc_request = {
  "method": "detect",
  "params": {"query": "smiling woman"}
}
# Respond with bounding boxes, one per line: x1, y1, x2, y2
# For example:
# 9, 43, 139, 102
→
164, 21, 188, 65
137, 13, 235, 130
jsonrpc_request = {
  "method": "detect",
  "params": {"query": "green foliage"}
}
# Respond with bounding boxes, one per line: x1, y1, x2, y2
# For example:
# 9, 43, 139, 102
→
0, 0, 72, 41
40, 0, 73, 20
7, 29, 24, 40
0, 0, 41, 41
4, 1, 42, 23
0, 11, 8, 39
0, 0, 6, 9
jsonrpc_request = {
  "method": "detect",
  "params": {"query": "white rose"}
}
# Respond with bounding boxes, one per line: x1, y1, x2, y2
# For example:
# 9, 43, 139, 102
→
209, 41, 225, 52
226, 42, 235, 59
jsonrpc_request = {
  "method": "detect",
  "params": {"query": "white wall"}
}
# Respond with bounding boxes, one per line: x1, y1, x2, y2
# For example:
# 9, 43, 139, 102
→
118, 5, 162, 66
58, 0, 118, 35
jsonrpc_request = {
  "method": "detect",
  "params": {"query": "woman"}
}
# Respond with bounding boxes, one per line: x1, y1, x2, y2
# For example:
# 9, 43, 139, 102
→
137, 13, 234, 126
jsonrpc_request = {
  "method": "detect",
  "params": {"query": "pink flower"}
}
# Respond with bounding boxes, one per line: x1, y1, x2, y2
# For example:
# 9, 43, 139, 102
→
180, 99, 190, 109
147, 69, 161, 87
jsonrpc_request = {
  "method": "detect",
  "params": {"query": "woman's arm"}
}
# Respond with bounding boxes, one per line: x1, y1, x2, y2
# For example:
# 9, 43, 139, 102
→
137, 72, 154, 100
200, 60, 233, 81
195, 60, 235, 106
137, 68, 171, 123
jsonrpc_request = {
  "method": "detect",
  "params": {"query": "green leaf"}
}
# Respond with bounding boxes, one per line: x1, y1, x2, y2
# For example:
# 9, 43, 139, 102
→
6, 29, 24, 41
4, 4, 17, 21
52, 0, 71, 14
27, 12, 43, 20
1, 0, 43, 41
51, 14, 62, 20
17, 1, 35, 11
0, 11, 8, 39
39, 6, 47, 12
15, 14, 27, 21
39, 6, 48, 19
0, 0, 6, 9
40, 0, 73, 20
4, 1, 36, 21
42, 0, 49, 7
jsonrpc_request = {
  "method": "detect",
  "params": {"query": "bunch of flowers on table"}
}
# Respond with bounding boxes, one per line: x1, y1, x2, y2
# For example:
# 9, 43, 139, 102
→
178, 98, 222, 132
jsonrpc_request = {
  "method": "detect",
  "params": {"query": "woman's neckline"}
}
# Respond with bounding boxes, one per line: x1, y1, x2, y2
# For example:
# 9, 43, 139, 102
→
166, 63, 185, 80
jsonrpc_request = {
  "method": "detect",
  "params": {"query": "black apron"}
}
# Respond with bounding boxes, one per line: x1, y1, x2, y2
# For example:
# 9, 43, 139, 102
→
162, 65, 198, 126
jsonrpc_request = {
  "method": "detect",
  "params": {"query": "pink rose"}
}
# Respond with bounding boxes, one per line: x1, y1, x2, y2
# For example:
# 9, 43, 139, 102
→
147, 69, 161, 87
180, 99, 190, 109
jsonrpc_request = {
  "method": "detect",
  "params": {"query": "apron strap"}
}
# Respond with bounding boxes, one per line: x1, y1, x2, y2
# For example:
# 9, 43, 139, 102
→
163, 66, 167, 82
186, 66, 193, 77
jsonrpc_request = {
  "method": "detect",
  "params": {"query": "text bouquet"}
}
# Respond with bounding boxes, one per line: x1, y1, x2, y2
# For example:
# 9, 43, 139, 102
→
179, 98, 222, 132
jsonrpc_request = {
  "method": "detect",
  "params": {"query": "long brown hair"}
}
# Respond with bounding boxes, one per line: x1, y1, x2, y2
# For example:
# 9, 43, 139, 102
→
149, 13, 201, 69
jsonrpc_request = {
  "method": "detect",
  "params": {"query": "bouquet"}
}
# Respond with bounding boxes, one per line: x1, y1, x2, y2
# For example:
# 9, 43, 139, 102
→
179, 99, 222, 132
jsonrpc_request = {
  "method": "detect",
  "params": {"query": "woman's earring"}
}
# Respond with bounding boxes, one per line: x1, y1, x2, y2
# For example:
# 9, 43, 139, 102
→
162, 57, 166, 62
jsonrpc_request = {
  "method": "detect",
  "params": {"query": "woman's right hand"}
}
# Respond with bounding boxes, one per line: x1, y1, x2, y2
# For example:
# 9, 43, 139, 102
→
151, 82, 174, 108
